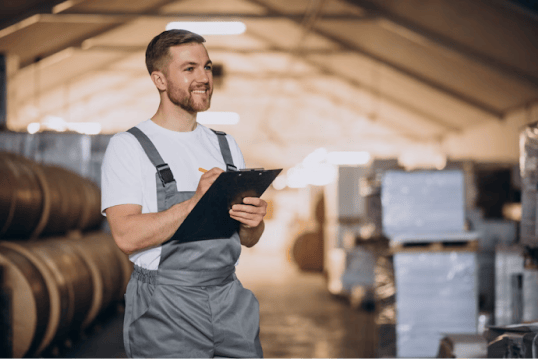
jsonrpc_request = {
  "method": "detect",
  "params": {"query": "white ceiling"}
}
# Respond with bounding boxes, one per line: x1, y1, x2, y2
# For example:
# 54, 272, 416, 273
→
1, 0, 537, 169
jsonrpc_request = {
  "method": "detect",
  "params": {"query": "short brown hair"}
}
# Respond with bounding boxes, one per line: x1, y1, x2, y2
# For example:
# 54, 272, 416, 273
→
145, 29, 206, 74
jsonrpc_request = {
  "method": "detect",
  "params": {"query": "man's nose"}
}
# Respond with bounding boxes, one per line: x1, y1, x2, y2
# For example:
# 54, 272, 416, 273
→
196, 68, 210, 83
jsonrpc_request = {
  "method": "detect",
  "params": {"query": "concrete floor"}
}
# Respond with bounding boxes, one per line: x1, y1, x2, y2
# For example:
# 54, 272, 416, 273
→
61, 249, 380, 358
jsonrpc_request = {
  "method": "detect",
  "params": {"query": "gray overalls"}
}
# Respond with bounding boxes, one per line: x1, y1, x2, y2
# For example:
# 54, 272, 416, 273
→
122, 127, 263, 358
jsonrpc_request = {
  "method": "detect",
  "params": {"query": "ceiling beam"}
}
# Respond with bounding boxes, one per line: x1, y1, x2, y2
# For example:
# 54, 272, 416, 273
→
0, 12, 371, 39
247, 0, 505, 120
80, 44, 349, 55
346, 0, 538, 90
492, 0, 538, 22
0, 0, 68, 30
297, 81, 441, 143
308, 60, 463, 133
243, 1, 469, 132
3, 0, 177, 68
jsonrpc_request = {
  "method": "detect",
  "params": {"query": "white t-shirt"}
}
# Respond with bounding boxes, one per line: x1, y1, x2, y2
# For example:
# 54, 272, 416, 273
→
101, 119, 246, 269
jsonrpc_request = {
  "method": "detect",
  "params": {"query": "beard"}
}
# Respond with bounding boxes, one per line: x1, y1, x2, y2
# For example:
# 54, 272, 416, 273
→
167, 82, 212, 113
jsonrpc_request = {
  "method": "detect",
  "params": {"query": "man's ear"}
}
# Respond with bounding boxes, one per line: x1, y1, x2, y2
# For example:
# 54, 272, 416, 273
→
151, 71, 167, 91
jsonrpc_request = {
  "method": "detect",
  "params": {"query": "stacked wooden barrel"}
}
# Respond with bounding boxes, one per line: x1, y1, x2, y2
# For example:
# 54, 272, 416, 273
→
0, 151, 132, 358
0, 152, 103, 239
0, 233, 131, 358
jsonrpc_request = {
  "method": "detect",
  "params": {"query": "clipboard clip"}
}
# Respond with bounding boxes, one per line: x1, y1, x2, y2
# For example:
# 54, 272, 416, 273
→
239, 168, 265, 172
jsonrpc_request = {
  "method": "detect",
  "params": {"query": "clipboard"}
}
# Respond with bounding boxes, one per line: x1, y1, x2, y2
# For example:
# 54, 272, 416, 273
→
170, 168, 282, 243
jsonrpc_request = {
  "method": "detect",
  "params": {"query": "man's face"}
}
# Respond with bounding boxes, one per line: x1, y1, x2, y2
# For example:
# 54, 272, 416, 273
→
163, 43, 213, 113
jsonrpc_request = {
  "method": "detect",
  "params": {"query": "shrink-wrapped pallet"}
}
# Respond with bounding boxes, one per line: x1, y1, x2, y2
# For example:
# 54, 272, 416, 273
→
394, 250, 478, 357
520, 122, 538, 246
495, 245, 525, 325
381, 170, 466, 240
0, 131, 111, 187
523, 268, 538, 322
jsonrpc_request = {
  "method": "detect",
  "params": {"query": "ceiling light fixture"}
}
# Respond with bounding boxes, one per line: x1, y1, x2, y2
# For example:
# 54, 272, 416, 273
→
166, 21, 246, 35
197, 112, 240, 125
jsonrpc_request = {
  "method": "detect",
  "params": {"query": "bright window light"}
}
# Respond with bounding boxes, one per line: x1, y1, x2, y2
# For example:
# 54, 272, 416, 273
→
286, 167, 308, 189
27, 123, 40, 134
272, 175, 287, 190
198, 112, 240, 125
43, 115, 67, 132
286, 163, 337, 188
302, 147, 328, 167
67, 122, 102, 135
166, 21, 246, 35
327, 151, 371, 165
30, 115, 102, 135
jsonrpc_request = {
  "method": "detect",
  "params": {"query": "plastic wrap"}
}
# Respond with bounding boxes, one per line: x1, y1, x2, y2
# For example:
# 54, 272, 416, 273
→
495, 245, 525, 326
523, 268, 538, 322
520, 122, 538, 188
381, 170, 465, 240
520, 123, 538, 246
341, 246, 376, 289
394, 251, 477, 358
0, 131, 112, 186
521, 187, 537, 245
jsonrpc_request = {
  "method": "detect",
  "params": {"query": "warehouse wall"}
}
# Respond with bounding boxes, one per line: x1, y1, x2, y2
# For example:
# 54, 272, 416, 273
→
443, 104, 538, 163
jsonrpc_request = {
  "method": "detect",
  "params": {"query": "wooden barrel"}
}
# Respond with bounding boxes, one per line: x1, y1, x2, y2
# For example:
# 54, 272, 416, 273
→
77, 179, 103, 230
39, 166, 86, 235
26, 238, 94, 339
292, 230, 324, 272
0, 241, 60, 358
66, 232, 132, 328
0, 152, 103, 239
0, 232, 132, 357
69, 232, 128, 325
0, 153, 48, 239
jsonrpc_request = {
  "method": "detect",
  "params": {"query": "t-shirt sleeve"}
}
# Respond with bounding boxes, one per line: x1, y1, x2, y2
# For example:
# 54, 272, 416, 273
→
226, 134, 246, 170
101, 133, 144, 215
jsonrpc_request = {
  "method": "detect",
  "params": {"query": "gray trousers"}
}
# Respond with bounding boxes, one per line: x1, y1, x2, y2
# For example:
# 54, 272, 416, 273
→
123, 266, 263, 358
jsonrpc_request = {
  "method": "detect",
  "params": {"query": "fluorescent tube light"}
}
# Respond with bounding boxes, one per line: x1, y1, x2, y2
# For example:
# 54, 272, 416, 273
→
166, 21, 246, 35
197, 112, 240, 125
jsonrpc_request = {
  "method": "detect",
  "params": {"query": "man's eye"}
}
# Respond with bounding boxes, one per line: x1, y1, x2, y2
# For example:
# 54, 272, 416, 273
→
205, 65, 212, 71
185, 67, 194, 71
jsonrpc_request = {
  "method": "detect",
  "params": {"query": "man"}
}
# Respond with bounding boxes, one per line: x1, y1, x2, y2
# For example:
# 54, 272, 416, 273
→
101, 29, 266, 358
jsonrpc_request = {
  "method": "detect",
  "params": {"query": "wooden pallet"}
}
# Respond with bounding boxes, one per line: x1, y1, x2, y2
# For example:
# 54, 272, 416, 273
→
390, 239, 478, 254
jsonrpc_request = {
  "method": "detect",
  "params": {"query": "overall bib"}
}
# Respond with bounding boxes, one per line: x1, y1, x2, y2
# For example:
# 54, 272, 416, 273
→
122, 127, 263, 358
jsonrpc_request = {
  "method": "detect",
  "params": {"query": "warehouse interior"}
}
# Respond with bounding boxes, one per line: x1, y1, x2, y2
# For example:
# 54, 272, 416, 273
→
1, 0, 538, 357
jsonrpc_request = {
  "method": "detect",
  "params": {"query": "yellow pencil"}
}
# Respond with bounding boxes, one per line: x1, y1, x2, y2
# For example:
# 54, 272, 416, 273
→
199, 167, 208, 173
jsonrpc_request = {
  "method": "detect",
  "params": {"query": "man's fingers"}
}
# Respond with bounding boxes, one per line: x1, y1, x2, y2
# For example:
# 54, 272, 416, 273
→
229, 211, 259, 227
201, 167, 223, 180
242, 197, 265, 206
231, 204, 264, 214
197, 167, 224, 193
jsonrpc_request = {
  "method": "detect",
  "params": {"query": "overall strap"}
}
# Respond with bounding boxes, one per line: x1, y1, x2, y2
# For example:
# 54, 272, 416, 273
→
211, 129, 237, 171
127, 127, 175, 186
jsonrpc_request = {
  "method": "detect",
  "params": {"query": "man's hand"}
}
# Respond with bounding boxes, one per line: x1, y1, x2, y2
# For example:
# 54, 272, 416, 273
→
229, 197, 267, 228
230, 197, 267, 247
190, 167, 224, 210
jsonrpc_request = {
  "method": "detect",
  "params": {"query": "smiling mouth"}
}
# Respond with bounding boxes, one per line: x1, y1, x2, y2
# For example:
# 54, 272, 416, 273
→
192, 90, 207, 94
